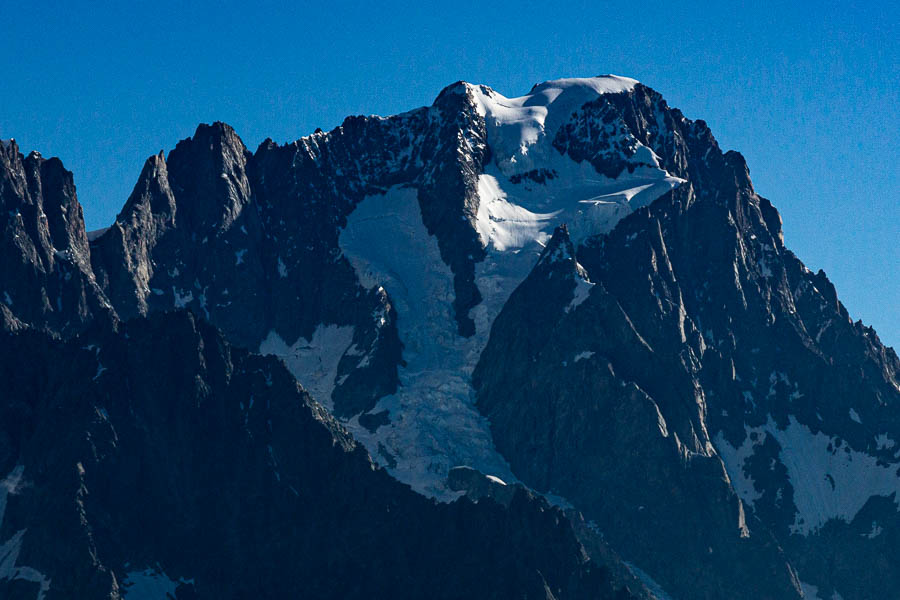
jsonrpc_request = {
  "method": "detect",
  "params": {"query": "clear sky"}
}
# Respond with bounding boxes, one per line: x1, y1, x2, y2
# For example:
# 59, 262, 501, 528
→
1, 1, 897, 347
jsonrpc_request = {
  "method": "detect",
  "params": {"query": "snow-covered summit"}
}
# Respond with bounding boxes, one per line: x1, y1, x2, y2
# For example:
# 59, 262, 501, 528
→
528, 74, 640, 96
464, 75, 639, 179
464, 76, 682, 250
250, 75, 685, 498
324, 76, 677, 497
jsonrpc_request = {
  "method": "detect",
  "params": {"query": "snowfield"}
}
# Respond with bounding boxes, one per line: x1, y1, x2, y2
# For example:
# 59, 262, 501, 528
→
339, 186, 518, 497
715, 415, 900, 535
467, 77, 683, 246
262, 76, 684, 498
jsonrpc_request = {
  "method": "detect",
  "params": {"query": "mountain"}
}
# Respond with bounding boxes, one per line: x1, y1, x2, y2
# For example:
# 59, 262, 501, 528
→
0, 311, 637, 599
0, 141, 114, 334
1, 75, 897, 599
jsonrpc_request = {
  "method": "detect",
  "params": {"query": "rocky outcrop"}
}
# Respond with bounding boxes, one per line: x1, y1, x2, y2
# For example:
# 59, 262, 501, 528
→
475, 226, 802, 600
0, 140, 113, 334
474, 84, 900, 599
447, 466, 518, 506
0, 312, 639, 600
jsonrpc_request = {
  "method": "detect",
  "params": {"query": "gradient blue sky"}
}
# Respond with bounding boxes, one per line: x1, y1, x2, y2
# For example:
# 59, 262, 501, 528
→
1, 1, 897, 347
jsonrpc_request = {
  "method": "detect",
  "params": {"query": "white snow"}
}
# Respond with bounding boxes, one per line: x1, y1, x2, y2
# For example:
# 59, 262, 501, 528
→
714, 416, 900, 535
799, 581, 844, 600
122, 568, 193, 599
863, 521, 883, 538
473, 150, 680, 248
259, 324, 354, 411
466, 77, 684, 247
322, 79, 683, 499
714, 429, 766, 508
52, 248, 71, 262
573, 351, 595, 363
275, 78, 684, 500
474, 174, 555, 251
467, 76, 638, 179
566, 276, 594, 312
485, 475, 507, 486
172, 287, 193, 309
875, 434, 896, 451
773, 416, 900, 535
800, 581, 823, 600
339, 186, 518, 497
0, 466, 51, 599
0, 531, 50, 600
757, 255, 773, 278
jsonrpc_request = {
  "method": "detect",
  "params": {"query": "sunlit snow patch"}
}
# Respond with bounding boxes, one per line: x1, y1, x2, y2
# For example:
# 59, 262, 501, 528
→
715, 415, 900, 535
466, 76, 684, 247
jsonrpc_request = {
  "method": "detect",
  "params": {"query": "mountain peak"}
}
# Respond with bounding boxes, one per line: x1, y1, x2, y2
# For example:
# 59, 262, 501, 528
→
537, 224, 577, 266
5, 74, 899, 600
527, 74, 640, 96
534, 224, 593, 300
0, 138, 17, 157
191, 120, 241, 144
435, 74, 639, 112
117, 149, 175, 223
165, 120, 251, 232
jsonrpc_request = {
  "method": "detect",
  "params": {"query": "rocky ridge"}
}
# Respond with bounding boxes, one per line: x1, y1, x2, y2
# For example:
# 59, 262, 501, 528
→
1, 74, 897, 599
0, 312, 640, 599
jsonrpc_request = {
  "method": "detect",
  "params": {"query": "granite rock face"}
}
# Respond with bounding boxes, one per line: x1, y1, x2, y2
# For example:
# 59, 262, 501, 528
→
0, 140, 113, 335
0, 312, 639, 600
1, 75, 898, 599
474, 91, 900, 598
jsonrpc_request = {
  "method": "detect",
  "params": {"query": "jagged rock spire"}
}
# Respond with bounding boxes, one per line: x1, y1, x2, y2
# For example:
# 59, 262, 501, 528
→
165, 122, 252, 232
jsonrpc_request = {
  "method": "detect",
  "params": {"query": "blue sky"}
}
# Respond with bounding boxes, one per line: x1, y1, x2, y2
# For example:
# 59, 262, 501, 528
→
1, 1, 897, 347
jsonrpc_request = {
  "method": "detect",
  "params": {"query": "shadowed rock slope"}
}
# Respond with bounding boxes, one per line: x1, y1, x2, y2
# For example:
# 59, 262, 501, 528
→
0, 312, 639, 600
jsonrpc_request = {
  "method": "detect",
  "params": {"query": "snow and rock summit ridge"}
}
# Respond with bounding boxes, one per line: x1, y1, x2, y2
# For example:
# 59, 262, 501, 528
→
321, 75, 679, 497
3, 72, 900, 600
528, 74, 640, 95
465, 75, 683, 250
441, 74, 640, 103
2, 73, 683, 501
453, 75, 644, 178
